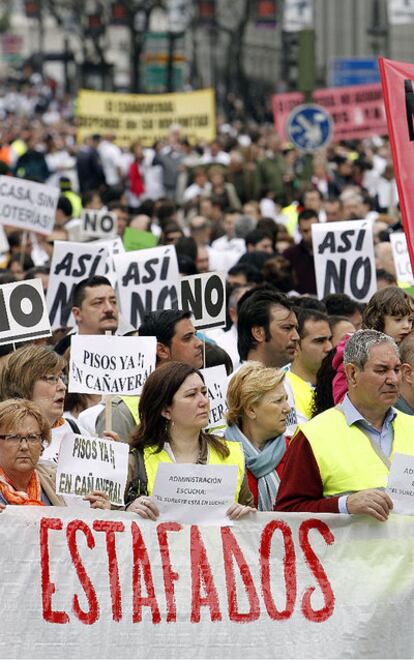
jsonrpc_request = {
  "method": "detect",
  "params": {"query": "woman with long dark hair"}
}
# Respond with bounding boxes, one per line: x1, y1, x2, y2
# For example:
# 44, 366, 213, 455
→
125, 361, 254, 520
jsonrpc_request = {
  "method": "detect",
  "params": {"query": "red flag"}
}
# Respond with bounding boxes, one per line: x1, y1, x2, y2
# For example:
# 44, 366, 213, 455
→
379, 56, 414, 271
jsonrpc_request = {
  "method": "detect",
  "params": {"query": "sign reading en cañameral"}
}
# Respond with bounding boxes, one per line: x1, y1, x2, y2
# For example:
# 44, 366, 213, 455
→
76, 88, 216, 146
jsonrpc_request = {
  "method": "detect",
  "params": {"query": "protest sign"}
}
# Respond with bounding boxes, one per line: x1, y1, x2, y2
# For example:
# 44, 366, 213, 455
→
56, 434, 129, 506
69, 334, 156, 395
272, 83, 387, 142
97, 236, 125, 288
179, 272, 226, 330
387, 452, 414, 514
46, 241, 109, 328
312, 219, 376, 302
0, 175, 59, 235
152, 463, 238, 525
0, 225, 9, 252
388, 0, 414, 25
200, 365, 228, 430
390, 232, 414, 285
80, 209, 118, 240
113, 245, 180, 328
123, 226, 158, 251
77, 88, 216, 146
3, 508, 414, 658
0, 279, 51, 345
379, 57, 414, 275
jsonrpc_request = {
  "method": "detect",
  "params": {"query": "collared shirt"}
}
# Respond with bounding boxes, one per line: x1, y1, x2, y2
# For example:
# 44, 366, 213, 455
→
338, 394, 396, 513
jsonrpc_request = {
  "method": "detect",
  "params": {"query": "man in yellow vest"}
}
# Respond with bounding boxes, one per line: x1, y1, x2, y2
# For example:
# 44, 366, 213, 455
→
276, 329, 409, 521
284, 308, 332, 436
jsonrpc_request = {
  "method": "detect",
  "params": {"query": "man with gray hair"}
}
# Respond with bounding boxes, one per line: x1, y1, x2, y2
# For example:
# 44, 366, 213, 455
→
276, 329, 414, 520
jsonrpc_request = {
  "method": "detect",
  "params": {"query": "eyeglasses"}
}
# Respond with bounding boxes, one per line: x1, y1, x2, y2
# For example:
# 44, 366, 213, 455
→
0, 433, 43, 445
40, 374, 66, 386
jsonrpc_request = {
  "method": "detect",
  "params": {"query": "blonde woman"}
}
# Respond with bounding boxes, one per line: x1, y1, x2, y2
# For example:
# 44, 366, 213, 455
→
225, 362, 291, 511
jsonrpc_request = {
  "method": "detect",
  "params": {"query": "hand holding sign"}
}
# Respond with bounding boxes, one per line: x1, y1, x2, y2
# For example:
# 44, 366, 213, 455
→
56, 433, 129, 506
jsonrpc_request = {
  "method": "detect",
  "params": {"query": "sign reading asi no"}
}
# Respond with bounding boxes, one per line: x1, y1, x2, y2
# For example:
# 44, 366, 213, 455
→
312, 219, 377, 303
0, 279, 52, 345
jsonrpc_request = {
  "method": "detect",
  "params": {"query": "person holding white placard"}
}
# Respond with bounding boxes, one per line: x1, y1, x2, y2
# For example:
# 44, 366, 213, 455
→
125, 362, 255, 520
0, 399, 109, 510
225, 362, 291, 510
276, 330, 414, 521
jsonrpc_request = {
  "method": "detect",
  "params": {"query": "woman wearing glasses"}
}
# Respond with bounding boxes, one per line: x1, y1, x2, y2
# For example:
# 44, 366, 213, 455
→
0, 399, 109, 509
0, 344, 81, 464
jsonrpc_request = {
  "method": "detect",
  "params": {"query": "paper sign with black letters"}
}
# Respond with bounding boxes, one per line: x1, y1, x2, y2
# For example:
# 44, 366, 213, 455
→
152, 463, 238, 525
390, 232, 414, 285
46, 241, 110, 329
312, 219, 376, 302
113, 245, 180, 329
80, 210, 118, 240
69, 334, 156, 395
56, 433, 129, 506
387, 452, 414, 514
0, 278, 51, 345
0, 226, 9, 253
0, 175, 59, 235
179, 272, 226, 329
200, 365, 228, 431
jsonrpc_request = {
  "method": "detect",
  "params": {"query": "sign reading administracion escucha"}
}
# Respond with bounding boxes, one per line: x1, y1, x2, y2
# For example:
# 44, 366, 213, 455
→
76, 88, 216, 147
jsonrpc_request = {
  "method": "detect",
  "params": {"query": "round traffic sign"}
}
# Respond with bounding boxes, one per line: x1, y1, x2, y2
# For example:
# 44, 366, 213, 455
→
286, 103, 333, 152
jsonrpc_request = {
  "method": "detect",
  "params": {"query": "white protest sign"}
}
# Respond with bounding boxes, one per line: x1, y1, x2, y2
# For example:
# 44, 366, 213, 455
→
179, 272, 226, 330
0, 278, 51, 345
113, 245, 180, 329
5, 508, 414, 658
69, 334, 156, 395
97, 236, 125, 288
0, 225, 9, 253
390, 232, 414, 285
387, 452, 414, 514
46, 241, 109, 328
56, 434, 129, 506
0, 175, 59, 235
312, 219, 376, 302
201, 365, 228, 430
80, 209, 118, 240
152, 463, 238, 525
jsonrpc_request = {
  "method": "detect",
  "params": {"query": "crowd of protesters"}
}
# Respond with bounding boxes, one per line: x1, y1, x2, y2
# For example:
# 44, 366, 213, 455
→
0, 74, 414, 523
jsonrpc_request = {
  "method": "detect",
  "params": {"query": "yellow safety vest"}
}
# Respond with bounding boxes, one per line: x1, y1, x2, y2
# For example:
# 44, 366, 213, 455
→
119, 395, 140, 424
143, 440, 245, 500
282, 203, 299, 237
299, 407, 414, 496
285, 371, 314, 421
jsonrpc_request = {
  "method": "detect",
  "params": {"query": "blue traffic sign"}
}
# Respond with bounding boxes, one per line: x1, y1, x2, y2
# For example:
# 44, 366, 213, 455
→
286, 103, 333, 152
329, 57, 380, 87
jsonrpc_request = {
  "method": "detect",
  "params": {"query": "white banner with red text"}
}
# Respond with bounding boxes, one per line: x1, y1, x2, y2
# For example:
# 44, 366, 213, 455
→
1, 508, 414, 658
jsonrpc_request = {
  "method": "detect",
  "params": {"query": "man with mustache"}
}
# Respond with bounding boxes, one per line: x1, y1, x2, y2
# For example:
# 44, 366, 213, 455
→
72, 275, 119, 336
276, 329, 414, 521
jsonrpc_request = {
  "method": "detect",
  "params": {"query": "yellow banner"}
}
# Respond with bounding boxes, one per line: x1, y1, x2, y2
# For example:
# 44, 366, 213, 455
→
76, 88, 216, 146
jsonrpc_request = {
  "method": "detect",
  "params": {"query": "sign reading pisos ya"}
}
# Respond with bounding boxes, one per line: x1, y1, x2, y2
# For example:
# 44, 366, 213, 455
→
76, 88, 216, 146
